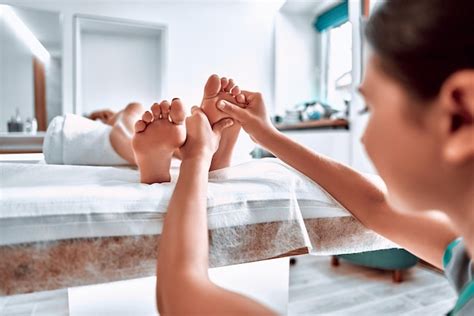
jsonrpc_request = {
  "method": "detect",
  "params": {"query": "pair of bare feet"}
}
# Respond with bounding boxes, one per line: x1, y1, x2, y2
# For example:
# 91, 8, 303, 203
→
132, 74, 246, 184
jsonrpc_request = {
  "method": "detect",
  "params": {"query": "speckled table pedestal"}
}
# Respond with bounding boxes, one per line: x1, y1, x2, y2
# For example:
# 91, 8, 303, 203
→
1, 217, 395, 296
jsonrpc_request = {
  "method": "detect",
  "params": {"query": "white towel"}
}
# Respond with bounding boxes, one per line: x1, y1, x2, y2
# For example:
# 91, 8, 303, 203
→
0, 158, 397, 255
43, 114, 129, 166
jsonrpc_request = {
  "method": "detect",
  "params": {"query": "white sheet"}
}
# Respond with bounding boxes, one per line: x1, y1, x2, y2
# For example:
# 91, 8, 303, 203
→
0, 158, 348, 246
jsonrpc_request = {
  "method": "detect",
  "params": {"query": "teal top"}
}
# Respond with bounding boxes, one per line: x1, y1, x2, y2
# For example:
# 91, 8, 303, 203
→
443, 238, 474, 315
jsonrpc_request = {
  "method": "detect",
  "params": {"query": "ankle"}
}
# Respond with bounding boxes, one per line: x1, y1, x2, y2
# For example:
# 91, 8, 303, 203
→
209, 158, 231, 171
140, 172, 171, 184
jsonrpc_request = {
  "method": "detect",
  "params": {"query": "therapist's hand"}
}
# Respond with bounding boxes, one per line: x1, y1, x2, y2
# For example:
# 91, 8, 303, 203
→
180, 106, 234, 161
216, 91, 277, 143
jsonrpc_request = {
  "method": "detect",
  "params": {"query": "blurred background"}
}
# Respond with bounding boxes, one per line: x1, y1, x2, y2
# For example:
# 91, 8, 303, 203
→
0, 0, 375, 172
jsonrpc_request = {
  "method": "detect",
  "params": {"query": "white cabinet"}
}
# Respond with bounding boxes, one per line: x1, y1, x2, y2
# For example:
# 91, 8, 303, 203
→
282, 130, 351, 165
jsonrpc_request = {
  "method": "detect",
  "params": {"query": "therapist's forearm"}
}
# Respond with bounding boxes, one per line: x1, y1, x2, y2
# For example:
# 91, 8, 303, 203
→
157, 154, 276, 315
256, 129, 386, 225
255, 129, 455, 268
158, 155, 212, 278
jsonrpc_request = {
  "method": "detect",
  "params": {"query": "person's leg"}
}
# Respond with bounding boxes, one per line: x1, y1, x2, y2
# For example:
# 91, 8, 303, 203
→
200, 74, 246, 171
209, 119, 241, 171
132, 99, 186, 184
109, 74, 245, 169
109, 102, 145, 164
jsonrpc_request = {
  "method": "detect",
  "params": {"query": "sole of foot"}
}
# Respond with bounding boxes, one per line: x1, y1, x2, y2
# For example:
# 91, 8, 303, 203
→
200, 74, 246, 124
199, 74, 247, 171
132, 99, 186, 184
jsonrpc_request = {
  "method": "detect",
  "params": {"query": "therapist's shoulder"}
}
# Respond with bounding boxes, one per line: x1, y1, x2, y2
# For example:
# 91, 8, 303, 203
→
443, 238, 474, 315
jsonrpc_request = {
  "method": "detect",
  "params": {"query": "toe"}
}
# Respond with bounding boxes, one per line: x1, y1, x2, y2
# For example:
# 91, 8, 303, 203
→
236, 93, 246, 104
170, 98, 186, 124
151, 103, 161, 118
204, 74, 221, 99
220, 77, 229, 92
134, 120, 147, 133
231, 85, 241, 96
224, 79, 235, 93
142, 111, 153, 123
160, 100, 170, 119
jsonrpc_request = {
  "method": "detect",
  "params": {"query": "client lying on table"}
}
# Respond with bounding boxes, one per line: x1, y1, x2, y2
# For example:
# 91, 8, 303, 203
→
43, 75, 246, 183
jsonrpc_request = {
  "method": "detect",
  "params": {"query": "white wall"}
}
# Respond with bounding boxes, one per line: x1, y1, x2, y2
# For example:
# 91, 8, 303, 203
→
46, 56, 62, 123
274, 12, 323, 115
0, 17, 3, 131
349, 0, 377, 173
80, 31, 161, 114
0, 15, 34, 132
3, 0, 278, 115
3, 0, 280, 160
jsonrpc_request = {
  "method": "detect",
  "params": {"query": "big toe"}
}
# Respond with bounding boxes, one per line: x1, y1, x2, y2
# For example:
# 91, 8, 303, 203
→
203, 74, 221, 99
170, 98, 186, 124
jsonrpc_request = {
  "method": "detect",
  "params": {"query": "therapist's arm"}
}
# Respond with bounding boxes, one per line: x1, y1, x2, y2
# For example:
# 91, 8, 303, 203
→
156, 107, 274, 315
217, 93, 456, 269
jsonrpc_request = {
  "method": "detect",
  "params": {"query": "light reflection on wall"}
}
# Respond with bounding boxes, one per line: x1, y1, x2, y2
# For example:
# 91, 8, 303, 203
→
0, 5, 50, 64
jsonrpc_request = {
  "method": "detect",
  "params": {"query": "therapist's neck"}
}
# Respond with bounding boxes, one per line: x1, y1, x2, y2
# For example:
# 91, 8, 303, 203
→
445, 189, 474, 259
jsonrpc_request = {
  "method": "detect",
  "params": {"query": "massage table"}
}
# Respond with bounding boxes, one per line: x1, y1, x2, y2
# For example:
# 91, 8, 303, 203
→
0, 155, 396, 298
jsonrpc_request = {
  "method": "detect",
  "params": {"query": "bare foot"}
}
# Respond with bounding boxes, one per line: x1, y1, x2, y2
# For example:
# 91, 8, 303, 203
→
201, 74, 246, 124
209, 121, 241, 171
109, 102, 145, 164
199, 74, 247, 171
132, 99, 186, 184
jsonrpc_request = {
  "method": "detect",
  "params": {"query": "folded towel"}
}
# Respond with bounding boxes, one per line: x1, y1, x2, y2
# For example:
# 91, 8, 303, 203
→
43, 114, 129, 166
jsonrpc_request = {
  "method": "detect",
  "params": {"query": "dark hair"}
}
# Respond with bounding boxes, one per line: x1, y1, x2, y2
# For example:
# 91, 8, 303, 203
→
365, 0, 474, 100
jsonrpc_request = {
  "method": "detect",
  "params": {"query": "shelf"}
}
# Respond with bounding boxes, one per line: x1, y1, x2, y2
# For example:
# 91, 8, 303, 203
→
0, 132, 45, 153
275, 119, 349, 131
0, 132, 46, 138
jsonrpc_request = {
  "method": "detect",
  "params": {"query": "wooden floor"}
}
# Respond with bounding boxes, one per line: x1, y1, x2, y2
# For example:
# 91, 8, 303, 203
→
288, 255, 456, 315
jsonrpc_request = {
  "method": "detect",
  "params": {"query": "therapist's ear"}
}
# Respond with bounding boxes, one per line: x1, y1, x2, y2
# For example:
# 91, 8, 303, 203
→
439, 70, 474, 165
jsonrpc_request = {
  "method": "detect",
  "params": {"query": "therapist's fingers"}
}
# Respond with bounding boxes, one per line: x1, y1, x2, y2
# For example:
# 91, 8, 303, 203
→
212, 118, 234, 136
224, 79, 236, 93
220, 77, 229, 92
217, 100, 248, 121
185, 107, 208, 134
240, 90, 262, 102
231, 85, 241, 96
236, 93, 246, 105
189, 106, 209, 122
190, 105, 200, 114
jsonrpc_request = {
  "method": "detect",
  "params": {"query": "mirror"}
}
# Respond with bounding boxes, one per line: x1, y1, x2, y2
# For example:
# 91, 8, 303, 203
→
0, 5, 62, 133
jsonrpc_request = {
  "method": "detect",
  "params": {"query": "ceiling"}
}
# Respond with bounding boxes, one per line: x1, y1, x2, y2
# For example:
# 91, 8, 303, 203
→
280, 0, 342, 15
